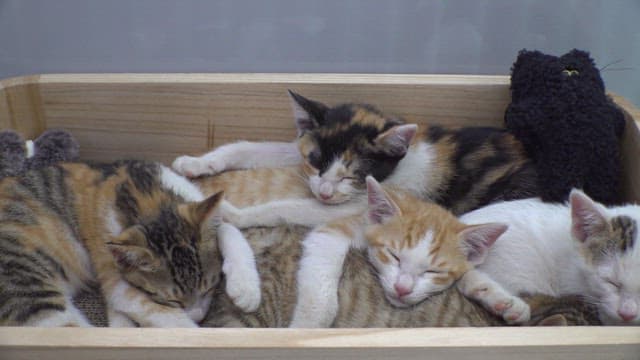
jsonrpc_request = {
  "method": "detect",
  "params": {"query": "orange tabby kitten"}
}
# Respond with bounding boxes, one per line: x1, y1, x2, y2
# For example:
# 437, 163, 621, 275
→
289, 177, 529, 327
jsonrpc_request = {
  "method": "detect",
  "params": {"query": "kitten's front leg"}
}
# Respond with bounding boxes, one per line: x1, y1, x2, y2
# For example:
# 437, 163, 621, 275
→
289, 228, 361, 328
218, 223, 261, 312
173, 141, 301, 177
107, 309, 137, 327
105, 280, 198, 328
221, 197, 367, 228
457, 269, 531, 324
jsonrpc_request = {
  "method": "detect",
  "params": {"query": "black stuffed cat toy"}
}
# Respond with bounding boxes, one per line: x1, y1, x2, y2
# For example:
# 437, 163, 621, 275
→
505, 49, 626, 205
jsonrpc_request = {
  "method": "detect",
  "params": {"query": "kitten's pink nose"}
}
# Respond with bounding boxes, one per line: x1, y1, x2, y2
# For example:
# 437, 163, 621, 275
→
394, 283, 411, 297
618, 309, 637, 322
618, 300, 638, 323
319, 183, 334, 200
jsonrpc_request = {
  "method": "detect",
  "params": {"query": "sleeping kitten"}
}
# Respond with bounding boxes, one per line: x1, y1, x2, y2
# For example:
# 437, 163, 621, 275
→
459, 190, 640, 325
202, 219, 599, 328
174, 91, 539, 229
0, 160, 259, 327
289, 176, 529, 327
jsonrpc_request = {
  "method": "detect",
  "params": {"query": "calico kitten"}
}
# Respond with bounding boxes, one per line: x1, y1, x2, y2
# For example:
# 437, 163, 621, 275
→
202, 219, 598, 328
0, 160, 259, 327
459, 190, 640, 325
175, 91, 539, 229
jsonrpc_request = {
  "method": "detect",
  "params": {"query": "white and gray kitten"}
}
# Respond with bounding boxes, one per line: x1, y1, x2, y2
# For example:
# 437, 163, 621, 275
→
458, 190, 640, 325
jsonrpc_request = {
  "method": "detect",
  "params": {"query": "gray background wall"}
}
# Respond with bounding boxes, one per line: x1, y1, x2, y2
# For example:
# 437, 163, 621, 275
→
1, 0, 638, 105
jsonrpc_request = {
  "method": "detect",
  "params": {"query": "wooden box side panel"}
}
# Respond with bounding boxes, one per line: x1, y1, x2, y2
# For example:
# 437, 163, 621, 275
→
0, 75, 46, 138
1, 327, 639, 360
2, 74, 510, 164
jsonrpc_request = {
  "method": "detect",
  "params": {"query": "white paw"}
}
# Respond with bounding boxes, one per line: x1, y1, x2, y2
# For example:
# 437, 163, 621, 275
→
224, 262, 262, 313
147, 311, 199, 328
500, 296, 531, 325
217, 222, 262, 312
471, 286, 531, 324
172, 155, 225, 177
219, 201, 251, 228
108, 311, 138, 327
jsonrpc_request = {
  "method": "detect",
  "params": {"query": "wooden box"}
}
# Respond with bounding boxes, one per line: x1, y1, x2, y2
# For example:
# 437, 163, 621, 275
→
1, 74, 639, 359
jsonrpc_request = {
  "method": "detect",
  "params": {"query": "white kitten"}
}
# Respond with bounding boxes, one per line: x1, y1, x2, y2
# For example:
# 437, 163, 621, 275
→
460, 189, 640, 325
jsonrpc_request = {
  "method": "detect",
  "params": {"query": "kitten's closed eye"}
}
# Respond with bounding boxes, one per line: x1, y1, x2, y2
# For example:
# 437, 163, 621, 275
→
388, 249, 400, 263
422, 269, 442, 275
605, 278, 622, 289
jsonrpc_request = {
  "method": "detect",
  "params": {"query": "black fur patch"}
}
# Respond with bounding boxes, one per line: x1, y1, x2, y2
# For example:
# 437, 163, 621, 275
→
86, 161, 120, 178
125, 161, 159, 195
13, 302, 65, 323
610, 216, 637, 252
433, 127, 538, 214
426, 125, 449, 142
1, 202, 38, 225
115, 183, 140, 225
312, 123, 382, 174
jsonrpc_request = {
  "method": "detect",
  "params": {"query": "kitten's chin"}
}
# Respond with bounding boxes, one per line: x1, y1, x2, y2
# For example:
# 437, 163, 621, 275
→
599, 311, 640, 326
385, 293, 412, 308
312, 192, 352, 205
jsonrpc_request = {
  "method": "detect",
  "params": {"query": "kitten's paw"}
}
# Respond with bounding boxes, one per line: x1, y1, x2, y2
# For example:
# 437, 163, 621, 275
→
500, 297, 531, 325
219, 201, 251, 228
108, 310, 138, 327
147, 312, 199, 328
471, 286, 530, 324
224, 266, 262, 312
172, 155, 225, 177
218, 222, 262, 312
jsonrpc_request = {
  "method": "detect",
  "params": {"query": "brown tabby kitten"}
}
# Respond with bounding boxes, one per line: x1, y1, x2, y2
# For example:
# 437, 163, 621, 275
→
0, 160, 250, 327
203, 224, 599, 328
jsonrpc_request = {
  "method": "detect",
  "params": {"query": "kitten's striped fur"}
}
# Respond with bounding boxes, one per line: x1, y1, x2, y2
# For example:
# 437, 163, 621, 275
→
203, 224, 599, 328
288, 178, 526, 327
0, 160, 244, 327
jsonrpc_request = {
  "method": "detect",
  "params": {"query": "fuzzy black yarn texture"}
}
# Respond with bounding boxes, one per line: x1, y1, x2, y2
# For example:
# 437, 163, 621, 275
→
505, 49, 626, 205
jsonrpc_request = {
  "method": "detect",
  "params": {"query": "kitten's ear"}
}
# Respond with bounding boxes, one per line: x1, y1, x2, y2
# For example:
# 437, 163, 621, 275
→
288, 90, 329, 136
108, 225, 159, 272
570, 189, 609, 243
459, 223, 508, 265
374, 124, 417, 157
187, 191, 224, 225
366, 176, 401, 224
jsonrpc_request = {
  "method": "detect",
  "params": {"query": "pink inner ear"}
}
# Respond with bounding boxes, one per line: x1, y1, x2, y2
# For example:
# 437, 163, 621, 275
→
108, 245, 133, 269
366, 176, 398, 224
377, 124, 417, 156
461, 223, 507, 265
570, 191, 606, 243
